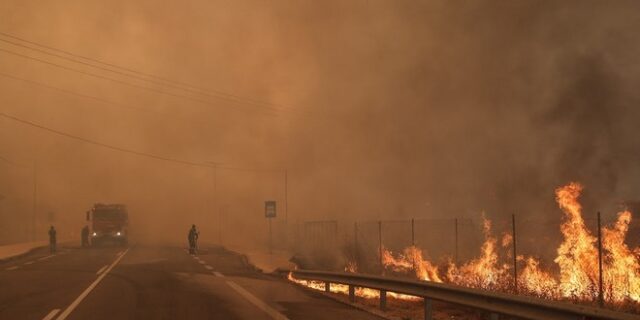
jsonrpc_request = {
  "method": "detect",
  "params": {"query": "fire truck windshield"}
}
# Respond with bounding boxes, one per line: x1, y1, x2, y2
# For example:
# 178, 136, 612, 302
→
93, 210, 126, 220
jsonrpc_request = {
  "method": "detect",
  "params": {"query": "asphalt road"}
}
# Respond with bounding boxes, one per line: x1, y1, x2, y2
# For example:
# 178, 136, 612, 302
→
0, 243, 382, 320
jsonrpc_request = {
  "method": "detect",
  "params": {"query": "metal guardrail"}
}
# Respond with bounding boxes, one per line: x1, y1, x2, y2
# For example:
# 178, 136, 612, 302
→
287, 269, 640, 320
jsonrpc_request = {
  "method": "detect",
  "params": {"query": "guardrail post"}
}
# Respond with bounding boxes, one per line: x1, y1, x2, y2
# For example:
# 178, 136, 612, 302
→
379, 290, 387, 311
325, 281, 330, 293
348, 285, 355, 302
424, 298, 433, 320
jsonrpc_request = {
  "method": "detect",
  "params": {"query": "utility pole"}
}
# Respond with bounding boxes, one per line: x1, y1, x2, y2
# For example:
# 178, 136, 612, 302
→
32, 160, 37, 241
268, 216, 273, 254
214, 164, 220, 244
0, 155, 32, 241
204, 161, 222, 244
284, 169, 288, 223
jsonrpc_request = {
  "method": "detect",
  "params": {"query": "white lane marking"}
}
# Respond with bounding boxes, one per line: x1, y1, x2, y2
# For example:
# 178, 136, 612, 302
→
42, 309, 60, 320
226, 281, 289, 320
205, 265, 213, 270
24, 261, 35, 265
96, 265, 108, 275
55, 248, 130, 320
213, 271, 224, 277
6, 266, 18, 271
117, 251, 124, 256
38, 255, 55, 261
198, 260, 205, 265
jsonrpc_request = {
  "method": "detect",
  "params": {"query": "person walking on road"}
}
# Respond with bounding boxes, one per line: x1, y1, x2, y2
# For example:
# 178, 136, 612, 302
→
81, 225, 89, 247
188, 224, 199, 254
48, 226, 57, 253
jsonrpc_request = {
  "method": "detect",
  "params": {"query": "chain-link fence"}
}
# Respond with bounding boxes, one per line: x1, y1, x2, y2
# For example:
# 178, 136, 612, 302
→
286, 212, 640, 274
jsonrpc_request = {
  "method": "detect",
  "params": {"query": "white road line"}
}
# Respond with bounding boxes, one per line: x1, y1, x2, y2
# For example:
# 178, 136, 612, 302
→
204, 265, 213, 270
226, 281, 289, 320
42, 309, 60, 320
6, 266, 18, 271
24, 261, 35, 265
38, 255, 54, 261
55, 248, 130, 320
198, 260, 205, 265
96, 265, 108, 275
213, 271, 224, 277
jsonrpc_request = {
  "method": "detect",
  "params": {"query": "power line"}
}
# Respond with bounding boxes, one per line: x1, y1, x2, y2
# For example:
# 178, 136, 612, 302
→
0, 31, 306, 116
0, 47, 280, 117
0, 155, 19, 167
0, 111, 204, 166
0, 111, 281, 173
0, 71, 225, 129
0, 72, 295, 157
0, 154, 28, 168
0, 71, 157, 115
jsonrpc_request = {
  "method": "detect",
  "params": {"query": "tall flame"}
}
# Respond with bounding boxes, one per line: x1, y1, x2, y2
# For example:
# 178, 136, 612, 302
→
554, 182, 599, 299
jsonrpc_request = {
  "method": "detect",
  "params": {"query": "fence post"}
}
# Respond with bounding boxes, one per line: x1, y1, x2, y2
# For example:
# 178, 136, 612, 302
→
325, 281, 330, 293
379, 289, 387, 311
411, 218, 415, 246
333, 220, 339, 254
379, 220, 384, 275
411, 218, 416, 272
349, 285, 355, 302
424, 298, 433, 320
454, 218, 459, 264
597, 211, 604, 307
512, 214, 518, 294
354, 222, 359, 264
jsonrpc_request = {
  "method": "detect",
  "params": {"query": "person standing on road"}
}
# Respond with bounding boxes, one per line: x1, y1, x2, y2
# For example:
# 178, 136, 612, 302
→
188, 224, 199, 254
81, 225, 89, 247
48, 226, 57, 253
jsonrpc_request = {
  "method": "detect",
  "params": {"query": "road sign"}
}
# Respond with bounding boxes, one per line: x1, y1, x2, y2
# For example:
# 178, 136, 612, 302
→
265, 201, 276, 218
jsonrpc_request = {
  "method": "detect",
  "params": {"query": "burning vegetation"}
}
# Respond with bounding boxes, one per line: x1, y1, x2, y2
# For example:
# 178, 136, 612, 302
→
289, 182, 640, 310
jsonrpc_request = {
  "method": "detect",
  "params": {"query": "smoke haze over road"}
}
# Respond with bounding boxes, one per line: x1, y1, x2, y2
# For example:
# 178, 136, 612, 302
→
1, 0, 640, 247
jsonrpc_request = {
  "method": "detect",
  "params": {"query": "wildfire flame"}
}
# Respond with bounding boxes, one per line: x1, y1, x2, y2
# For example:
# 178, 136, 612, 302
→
381, 246, 442, 282
288, 182, 640, 307
446, 216, 510, 290
554, 182, 600, 299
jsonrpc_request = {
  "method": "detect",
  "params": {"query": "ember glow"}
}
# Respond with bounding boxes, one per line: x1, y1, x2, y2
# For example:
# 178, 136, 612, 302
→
288, 182, 640, 306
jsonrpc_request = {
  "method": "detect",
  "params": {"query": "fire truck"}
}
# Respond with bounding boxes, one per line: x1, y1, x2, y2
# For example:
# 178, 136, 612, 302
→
86, 203, 129, 246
